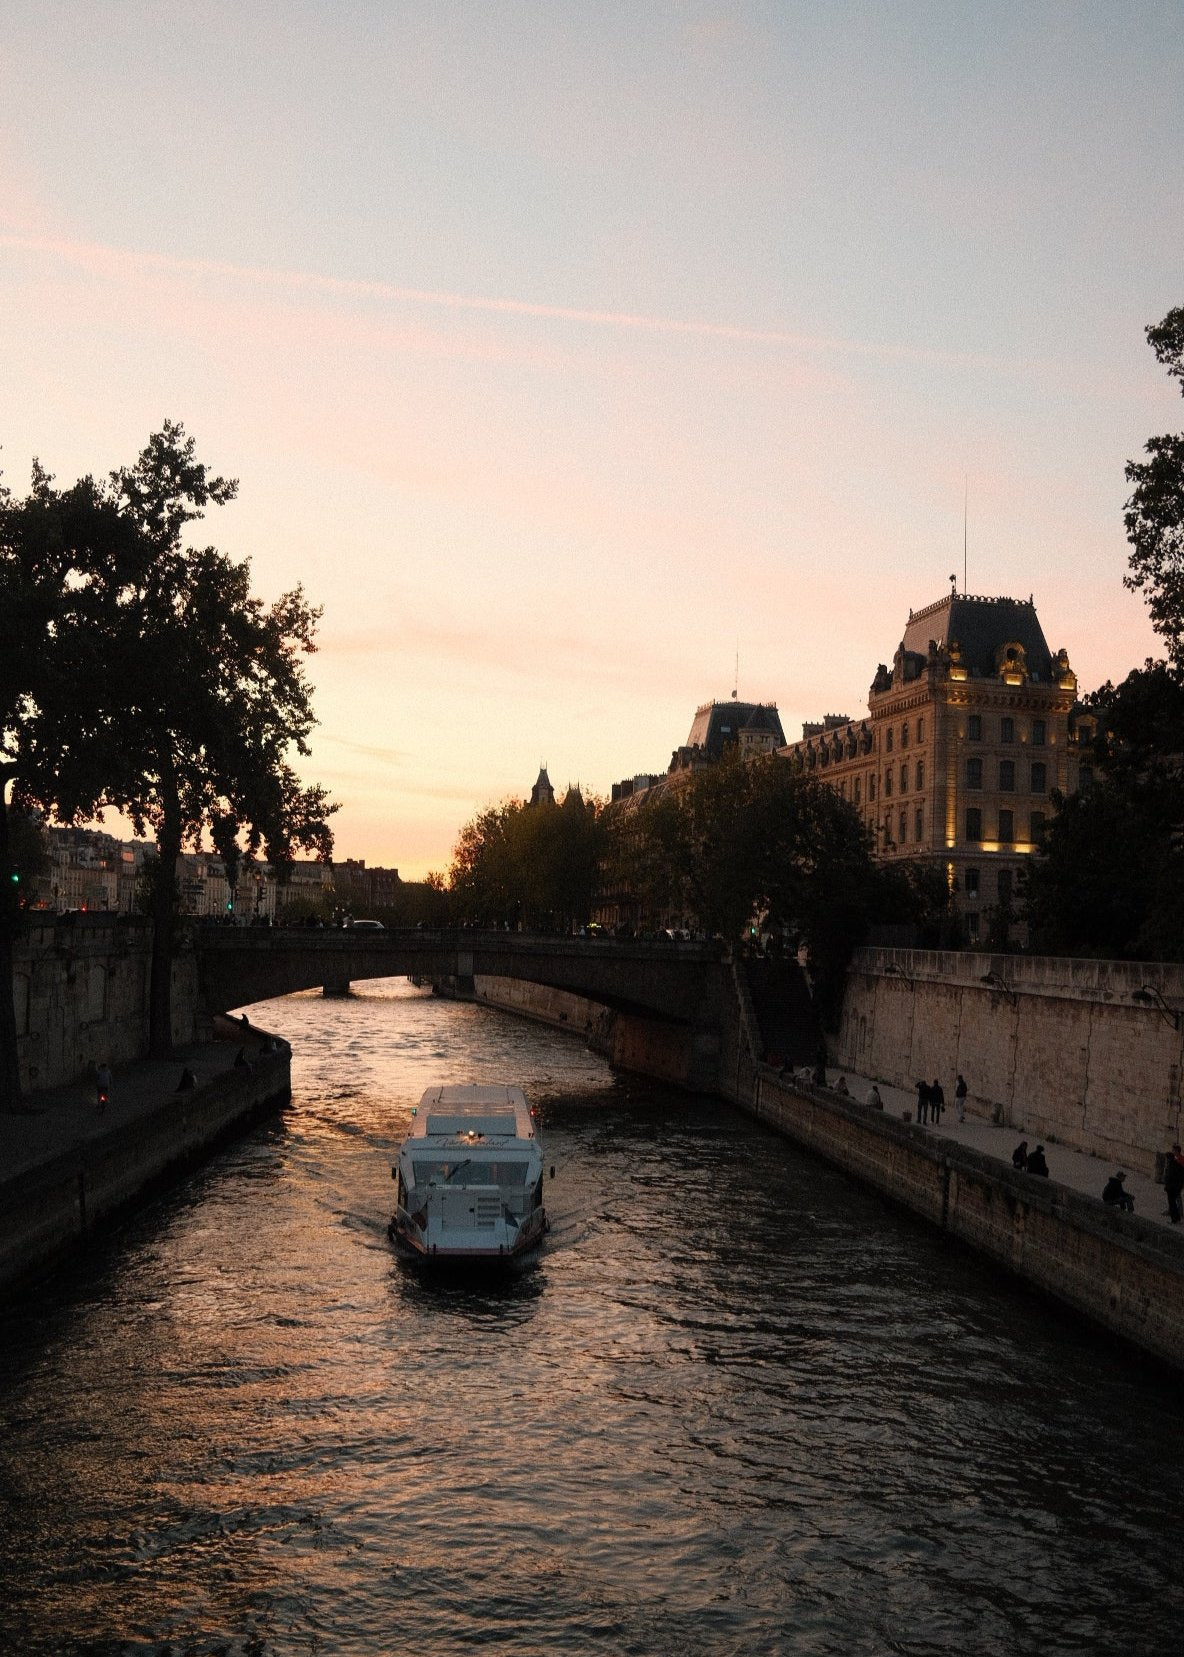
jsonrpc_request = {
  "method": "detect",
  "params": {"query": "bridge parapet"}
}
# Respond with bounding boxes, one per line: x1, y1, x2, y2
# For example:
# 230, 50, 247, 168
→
194, 927, 726, 1023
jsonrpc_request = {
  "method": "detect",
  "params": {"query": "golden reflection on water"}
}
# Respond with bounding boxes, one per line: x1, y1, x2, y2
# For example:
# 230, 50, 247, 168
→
1, 981, 1183, 1653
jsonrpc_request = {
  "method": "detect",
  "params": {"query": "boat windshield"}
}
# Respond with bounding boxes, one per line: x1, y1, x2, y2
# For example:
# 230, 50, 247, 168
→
412, 1160, 529, 1187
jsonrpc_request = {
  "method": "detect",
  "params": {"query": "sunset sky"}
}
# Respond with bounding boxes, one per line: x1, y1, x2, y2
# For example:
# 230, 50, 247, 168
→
2, 2, 1181, 877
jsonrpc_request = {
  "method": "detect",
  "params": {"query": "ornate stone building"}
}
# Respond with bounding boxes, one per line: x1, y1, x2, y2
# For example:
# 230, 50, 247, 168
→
779, 592, 1094, 942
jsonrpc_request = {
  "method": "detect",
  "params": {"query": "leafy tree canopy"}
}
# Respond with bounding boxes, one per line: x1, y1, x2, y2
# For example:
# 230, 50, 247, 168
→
448, 791, 601, 932
1124, 306, 1184, 662
2, 422, 336, 1065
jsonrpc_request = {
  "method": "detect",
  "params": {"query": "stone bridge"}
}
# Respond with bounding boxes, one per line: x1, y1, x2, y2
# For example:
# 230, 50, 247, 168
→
194, 928, 730, 1029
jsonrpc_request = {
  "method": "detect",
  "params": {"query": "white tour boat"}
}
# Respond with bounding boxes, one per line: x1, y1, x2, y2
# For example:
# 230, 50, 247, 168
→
389, 1084, 548, 1268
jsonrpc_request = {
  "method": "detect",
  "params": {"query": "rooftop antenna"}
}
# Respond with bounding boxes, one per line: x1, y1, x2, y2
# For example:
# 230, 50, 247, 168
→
732, 641, 739, 700
963, 476, 968, 595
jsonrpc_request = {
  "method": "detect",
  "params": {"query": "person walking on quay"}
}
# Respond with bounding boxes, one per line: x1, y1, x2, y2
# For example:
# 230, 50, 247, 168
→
1102, 1172, 1135, 1213
1164, 1143, 1184, 1224
955, 1074, 968, 1123
930, 1078, 945, 1126
1026, 1145, 1050, 1177
1012, 1139, 1029, 1172
915, 1079, 930, 1124
95, 1061, 112, 1113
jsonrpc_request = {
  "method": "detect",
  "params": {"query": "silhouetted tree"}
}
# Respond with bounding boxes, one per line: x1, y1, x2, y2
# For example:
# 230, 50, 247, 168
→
1125, 307, 1184, 661
5, 423, 336, 1068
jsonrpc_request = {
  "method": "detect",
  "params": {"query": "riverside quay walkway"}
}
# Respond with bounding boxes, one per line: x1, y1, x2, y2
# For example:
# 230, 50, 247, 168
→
0, 1019, 289, 1293
819, 1066, 1181, 1230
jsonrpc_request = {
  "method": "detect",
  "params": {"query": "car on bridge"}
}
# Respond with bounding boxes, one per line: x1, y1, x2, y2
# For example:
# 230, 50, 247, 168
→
348, 919, 385, 930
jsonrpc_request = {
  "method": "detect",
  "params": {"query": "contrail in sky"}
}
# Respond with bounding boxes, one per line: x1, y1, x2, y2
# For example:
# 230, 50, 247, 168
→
0, 230, 1016, 372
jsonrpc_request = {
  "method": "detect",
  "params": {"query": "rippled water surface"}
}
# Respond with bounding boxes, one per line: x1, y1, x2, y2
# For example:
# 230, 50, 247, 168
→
2, 981, 1183, 1656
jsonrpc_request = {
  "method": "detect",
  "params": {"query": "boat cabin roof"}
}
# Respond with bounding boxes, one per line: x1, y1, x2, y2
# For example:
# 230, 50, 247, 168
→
408, 1084, 535, 1142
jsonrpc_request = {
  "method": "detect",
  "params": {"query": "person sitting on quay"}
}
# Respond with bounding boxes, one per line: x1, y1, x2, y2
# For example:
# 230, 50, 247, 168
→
1011, 1140, 1029, 1172
1026, 1145, 1050, 1177
833, 1075, 849, 1097
1163, 1143, 1184, 1225
1102, 1171, 1135, 1213
866, 1085, 884, 1110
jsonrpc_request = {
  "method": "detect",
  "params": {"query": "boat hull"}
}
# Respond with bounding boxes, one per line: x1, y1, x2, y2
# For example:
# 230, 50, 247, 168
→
388, 1209, 547, 1272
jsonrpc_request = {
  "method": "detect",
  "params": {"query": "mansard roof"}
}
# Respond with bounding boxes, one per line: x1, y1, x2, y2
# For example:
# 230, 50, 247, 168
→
683, 699, 786, 758
901, 593, 1055, 681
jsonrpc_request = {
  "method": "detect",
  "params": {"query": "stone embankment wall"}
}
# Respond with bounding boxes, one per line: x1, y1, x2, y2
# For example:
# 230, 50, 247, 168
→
468, 965, 1184, 1372
470, 975, 724, 1093
12, 916, 199, 1092
0, 1050, 290, 1295
835, 949, 1184, 1176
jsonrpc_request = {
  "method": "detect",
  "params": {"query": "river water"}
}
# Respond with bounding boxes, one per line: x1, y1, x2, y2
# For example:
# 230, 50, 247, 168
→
1, 980, 1182, 1656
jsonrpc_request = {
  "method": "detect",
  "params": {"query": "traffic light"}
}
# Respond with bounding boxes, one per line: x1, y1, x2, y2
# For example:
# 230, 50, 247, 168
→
225, 899, 234, 913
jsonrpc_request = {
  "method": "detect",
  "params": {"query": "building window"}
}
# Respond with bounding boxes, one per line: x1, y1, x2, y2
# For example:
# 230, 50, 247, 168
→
886, 727, 894, 753
900, 763, 908, 793
999, 759, 1015, 791
1001, 716, 1015, 743
966, 866, 980, 897
1032, 719, 1046, 745
967, 911, 980, 941
901, 722, 909, 748
1031, 762, 1047, 793
998, 808, 1014, 842
917, 717, 925, 742
915, 758, 924, 790
998, 868, 1014, 905
914, 806, 923, 841
854, 777, 861, 805
968, 714, 982, 741
966, 757, 983, 789
885, 771, 893, 796
869, 775, 877, 801
899, 810, 907, 844
1031, 810, 1046, 842
966, 807, 983, 842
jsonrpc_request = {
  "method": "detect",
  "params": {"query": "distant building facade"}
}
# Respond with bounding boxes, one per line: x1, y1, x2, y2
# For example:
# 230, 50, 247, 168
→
332, 858, 401, 916
779, 591, 1093, 941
